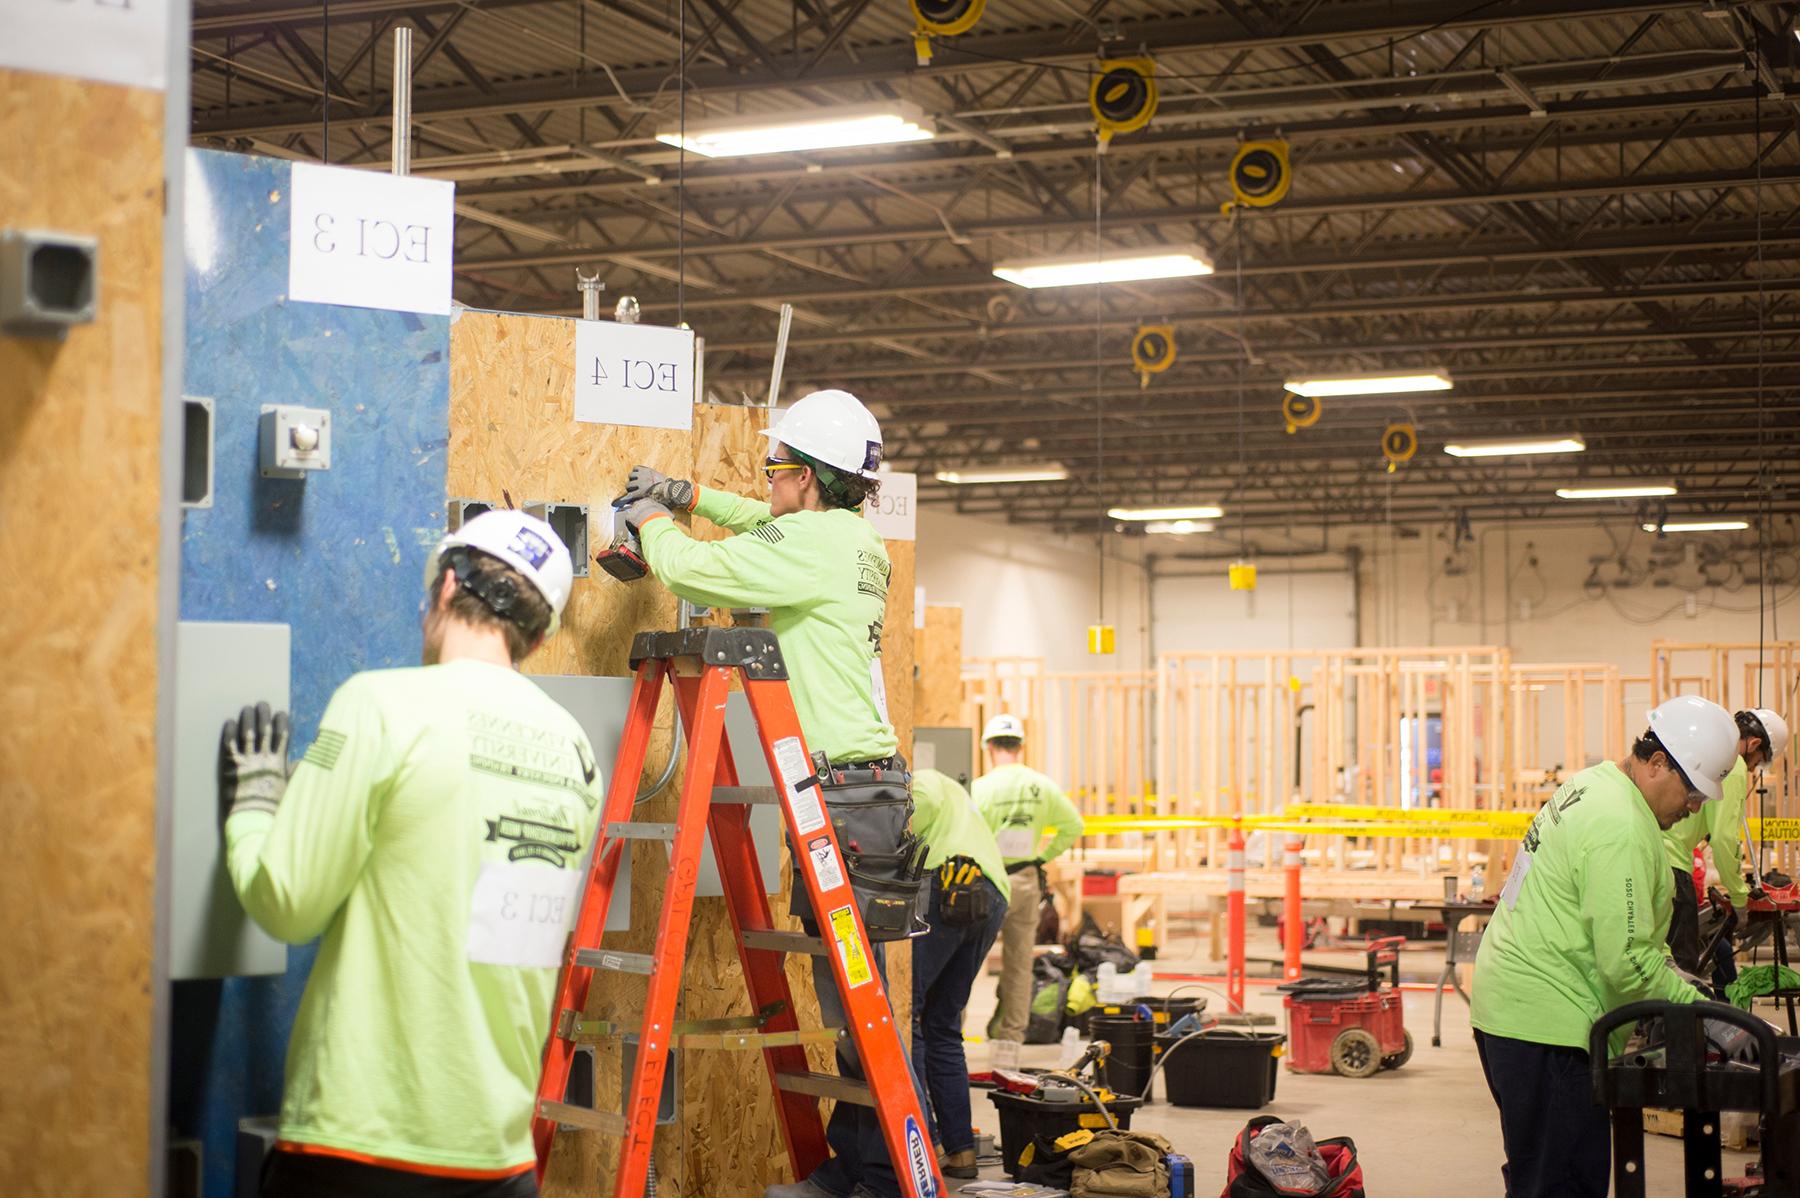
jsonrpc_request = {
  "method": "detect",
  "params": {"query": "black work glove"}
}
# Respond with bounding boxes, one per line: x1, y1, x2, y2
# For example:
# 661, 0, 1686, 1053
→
622, 465, 696, 511
219, 701, 291, 823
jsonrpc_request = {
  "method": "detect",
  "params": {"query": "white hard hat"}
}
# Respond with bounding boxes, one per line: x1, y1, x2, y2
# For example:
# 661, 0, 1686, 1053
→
1646, 695, 1739, 802
431, 510, 575, 635
763, 389, 883, 480
1744, 708, 1790, 760
983, 713, 1026, 743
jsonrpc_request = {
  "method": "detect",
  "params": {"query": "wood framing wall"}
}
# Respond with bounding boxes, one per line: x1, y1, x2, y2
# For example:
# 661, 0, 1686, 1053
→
449, 310, 914, 1194
0, 71, 165, 1195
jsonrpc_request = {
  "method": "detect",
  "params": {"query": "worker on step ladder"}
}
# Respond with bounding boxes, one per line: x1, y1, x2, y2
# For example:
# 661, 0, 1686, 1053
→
1470, 696, 1739, 1198
1662, 706, 1788, 985
217, 511, 600, 1198
620, 388, 930, 1198
973, 713, 1084, 1069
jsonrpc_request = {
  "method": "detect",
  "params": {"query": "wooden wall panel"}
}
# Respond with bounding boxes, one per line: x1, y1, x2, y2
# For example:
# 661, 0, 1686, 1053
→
915, 604, 966, 728
0, 72, 163, 1197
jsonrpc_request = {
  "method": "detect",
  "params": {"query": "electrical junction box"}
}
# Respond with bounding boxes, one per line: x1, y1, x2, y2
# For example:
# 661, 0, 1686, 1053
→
0, 227, 98, 338
259, 404, 332, 479
1088, 623, 1116, 655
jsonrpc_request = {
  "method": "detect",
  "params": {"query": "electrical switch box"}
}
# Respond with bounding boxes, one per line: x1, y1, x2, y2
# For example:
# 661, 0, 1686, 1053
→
259, 404, 332, 479
1, 227, 98, 338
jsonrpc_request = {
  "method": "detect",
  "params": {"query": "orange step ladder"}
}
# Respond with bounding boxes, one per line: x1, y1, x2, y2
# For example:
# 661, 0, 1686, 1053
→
532, 628, 943, 1198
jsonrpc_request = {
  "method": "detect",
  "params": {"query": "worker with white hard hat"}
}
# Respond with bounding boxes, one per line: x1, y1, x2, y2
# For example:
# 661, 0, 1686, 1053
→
972, 713, 1085, 1068
1471, 694, 1739, 1198
1663, 705, 1790, 981
219, 510, 602, 1197
619, 389, 926, 1198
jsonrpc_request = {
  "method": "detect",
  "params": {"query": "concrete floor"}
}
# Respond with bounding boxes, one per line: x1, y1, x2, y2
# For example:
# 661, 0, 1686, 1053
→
946, 924, 1760, 1197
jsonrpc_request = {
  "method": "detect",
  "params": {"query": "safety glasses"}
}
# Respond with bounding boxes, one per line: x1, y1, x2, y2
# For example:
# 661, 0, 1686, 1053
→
764, 457, 807, 482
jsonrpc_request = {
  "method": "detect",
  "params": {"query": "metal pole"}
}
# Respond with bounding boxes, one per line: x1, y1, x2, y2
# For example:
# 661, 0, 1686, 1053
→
1228, 824, 1247, 1013
577, 268, 604, 321
767, 302, 793, 408
1283, 833, 1304, 982
390, 25, 413, 175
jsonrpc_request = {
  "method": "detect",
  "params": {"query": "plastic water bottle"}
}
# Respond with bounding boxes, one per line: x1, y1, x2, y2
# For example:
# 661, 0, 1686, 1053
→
1097, 962, 1118, 1001
1471, 865, 1486, 899
1058, 1026, 1083, 1069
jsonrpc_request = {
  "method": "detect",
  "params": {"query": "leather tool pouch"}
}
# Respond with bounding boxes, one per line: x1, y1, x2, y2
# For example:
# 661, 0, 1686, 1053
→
936, 856, 994, 928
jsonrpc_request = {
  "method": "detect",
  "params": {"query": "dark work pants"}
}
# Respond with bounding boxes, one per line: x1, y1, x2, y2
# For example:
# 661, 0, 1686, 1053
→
1475, 1030, 1609, 1198
261, 1151, 537, 1198
1667, 866, 1703, 975
911, 876, 1006, 1154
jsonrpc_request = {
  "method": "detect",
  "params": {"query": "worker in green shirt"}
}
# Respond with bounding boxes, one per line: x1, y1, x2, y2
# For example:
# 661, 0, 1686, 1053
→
909, 768, 1009, 1180
971, 713, 1084, 1068
1470, 695, 1739, 1198
218, 510, 598, 1197
1663, 707, 1789, 980
619, 389, 924, 1198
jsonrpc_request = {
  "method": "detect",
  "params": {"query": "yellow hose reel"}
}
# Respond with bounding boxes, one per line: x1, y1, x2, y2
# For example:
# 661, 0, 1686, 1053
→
1090, 58, 1157, 149
1223, 139, 1293, 214
1282, 392, 1321, 434
1383, 423, 1419, 473
1131, 325, 1176, 388
910, 0, 984, 64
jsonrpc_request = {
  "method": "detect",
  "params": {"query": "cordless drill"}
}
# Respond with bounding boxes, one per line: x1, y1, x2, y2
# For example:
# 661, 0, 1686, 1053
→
592, 494, 650, 582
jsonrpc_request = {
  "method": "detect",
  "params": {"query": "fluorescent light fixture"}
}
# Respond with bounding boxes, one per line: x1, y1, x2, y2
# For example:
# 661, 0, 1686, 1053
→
1283, 369, 1453, 398
933, 465, 1069, 484
1143, 520, 1214, 535
1556, 483, 1678, 500
1108, 504, 1225, 521
656, 103, 935, 158
1642, 520, 1749, 533
1444, 435, 1586, 458
993, 247, 1214, 288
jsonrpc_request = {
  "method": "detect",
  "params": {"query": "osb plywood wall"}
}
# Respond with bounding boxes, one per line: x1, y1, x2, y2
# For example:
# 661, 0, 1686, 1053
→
0, 72, 163, 1196
449, 310, 916, 1195
915, 605, 966, 728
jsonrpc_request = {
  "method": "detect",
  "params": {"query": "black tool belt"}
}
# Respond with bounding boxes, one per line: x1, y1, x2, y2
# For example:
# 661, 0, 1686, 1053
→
935, 856, 995, 928
792, 752, 926, 942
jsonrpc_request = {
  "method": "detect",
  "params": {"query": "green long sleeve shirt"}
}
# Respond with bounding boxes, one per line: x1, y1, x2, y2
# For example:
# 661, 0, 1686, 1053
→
638, 486, 898, 765
1472, 760, 1703, 1052
970, 762, 1084, 866
225, 661, 603, 1176
911, 767, 1010, 903
1662, 756, 1750, 906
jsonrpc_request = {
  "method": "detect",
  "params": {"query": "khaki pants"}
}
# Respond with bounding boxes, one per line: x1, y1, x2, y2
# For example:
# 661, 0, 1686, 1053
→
993, 863, 1040, 1044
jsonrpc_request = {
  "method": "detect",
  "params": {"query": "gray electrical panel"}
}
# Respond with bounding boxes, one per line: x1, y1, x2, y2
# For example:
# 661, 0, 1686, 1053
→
914, 726, 977, 788
172, 621, 291, 979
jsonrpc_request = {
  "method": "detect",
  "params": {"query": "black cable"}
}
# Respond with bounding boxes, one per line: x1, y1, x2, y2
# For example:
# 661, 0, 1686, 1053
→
934, 0, 1519, 82
1095, 132, 1106, 627
1235, 214, 1247, 562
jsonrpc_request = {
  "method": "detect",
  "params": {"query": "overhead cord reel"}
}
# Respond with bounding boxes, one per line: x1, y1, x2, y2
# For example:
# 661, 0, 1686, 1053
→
1222, 139, 1293, 215
1282, 391, 1321, 434
910, 0, 984, 65
1131, 325, 1176, 388
1382, 423, 1418, 473
1090, 58, 1157, 150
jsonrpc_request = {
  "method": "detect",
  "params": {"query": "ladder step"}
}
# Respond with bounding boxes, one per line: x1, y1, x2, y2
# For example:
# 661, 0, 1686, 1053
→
575, 948, 656, 975
680, 1027, 844, 1051
605, 821, 676, 841
775, 1071, 876, 1107
741, 929, 828, 956
712, 785, 779, 805
538, 1100, 628, 1135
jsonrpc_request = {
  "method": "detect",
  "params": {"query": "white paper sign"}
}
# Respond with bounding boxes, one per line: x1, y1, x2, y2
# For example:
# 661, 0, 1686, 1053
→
287, 162, 454, 315
0, 0, 170, 89
866, 471, 917, 540
574, 319, 695, 430
466, 859, 583, 968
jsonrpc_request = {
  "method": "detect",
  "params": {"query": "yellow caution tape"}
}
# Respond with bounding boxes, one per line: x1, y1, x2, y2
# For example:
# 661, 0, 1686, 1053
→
1286, 803, 1534, 828
1747, 818, 1800, 841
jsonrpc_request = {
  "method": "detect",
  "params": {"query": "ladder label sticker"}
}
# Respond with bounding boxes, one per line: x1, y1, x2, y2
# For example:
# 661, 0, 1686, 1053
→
807, 835, 847, 893
904, 1115, 940, 1198
773, 736, 828, 835
827, 904, 875, 989
466, 858, 582, 968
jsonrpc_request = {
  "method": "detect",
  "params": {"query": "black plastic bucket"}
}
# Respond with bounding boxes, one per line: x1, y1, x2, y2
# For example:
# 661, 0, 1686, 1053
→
1089, 1012, 1156, 1100
1158, 1030, 1286, 1108
987, 1090, 1144, 1177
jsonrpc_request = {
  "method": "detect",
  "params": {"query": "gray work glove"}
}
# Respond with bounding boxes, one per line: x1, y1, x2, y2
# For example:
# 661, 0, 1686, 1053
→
219, 701, 291, 822
622, 465, 696, 511
620, 496, 673, 536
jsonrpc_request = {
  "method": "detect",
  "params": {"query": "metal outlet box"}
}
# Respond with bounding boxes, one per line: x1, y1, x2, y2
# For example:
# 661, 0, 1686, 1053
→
0, 227, 98, 337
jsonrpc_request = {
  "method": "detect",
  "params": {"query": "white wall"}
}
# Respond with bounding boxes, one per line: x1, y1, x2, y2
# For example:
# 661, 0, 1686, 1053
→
916, 508, 1152, 672
1152, 566, 1356, 654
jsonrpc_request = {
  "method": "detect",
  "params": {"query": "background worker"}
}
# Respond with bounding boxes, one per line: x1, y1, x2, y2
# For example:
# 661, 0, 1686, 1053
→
908, 767, 1008, 1180
219, 511, 597, 1198
619, 388, 922, 1198
1470, 694, 1739, 1198
1663, 706, 1789, 981
972, 713, 1084, 1068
